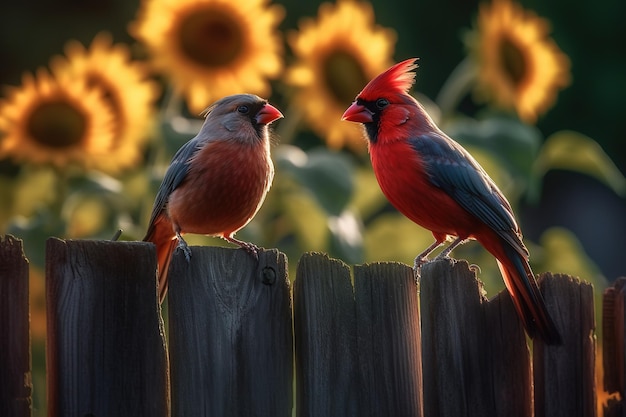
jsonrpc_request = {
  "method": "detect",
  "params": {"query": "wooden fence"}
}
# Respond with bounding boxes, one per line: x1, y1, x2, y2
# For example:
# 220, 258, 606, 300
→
0, 233, 624, 416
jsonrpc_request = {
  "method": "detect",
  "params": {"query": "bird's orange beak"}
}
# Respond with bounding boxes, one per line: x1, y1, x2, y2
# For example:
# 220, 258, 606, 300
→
342, 102, 374, 123
256, 103, 284, 125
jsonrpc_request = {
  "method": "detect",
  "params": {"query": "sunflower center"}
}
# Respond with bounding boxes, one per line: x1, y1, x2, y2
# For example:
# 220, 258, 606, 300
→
179, 9, 244, 67
323, 51, 368, 105
86, 75, 124, 138
27, 100, 86, 148
499, 36, 527, 87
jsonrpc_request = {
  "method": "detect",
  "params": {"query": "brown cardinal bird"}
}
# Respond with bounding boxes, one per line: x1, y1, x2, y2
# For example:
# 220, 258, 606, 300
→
144, 94, 283, 302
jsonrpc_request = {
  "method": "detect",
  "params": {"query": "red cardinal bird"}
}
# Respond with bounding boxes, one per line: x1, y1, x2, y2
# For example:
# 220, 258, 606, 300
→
144, 94, 283, 303
342, 59, 560, 344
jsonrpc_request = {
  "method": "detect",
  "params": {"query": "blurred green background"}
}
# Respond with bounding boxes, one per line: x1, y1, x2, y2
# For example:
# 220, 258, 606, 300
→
1, 0, 624, 280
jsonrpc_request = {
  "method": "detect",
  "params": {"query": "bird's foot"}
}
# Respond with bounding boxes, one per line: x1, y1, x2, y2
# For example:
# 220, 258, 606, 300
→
175, 232, 192, 262
414, 255, 430, 270
412, 239, 446, 280
224, 236, 260, 260
412, 255, 430, 284
434, 237, 468, 262
413, 267, 421, 285
240, 241, 260, 260
433, 253, 452, 261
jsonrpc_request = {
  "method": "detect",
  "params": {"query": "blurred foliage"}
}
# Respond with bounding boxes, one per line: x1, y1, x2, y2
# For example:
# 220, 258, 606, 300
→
534, 131, 626, 199
0, 0, 621, 282
0, 0, 624, 415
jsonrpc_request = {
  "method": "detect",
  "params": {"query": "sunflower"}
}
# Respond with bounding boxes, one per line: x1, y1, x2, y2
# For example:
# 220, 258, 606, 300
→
0, 69, 114, 169
286, 0, 396, 151
466, 0, 571, 123
129, 0, 284, 114
50, 32, 160, 173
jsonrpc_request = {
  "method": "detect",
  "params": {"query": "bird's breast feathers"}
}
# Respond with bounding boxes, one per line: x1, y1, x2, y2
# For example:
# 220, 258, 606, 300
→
370, 139, 485, 239
167, 139, 273, 236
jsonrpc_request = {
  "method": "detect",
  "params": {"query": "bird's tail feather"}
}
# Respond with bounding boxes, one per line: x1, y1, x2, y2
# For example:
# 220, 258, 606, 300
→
495, 246, 561, 345
144, 218, 177, 304
156, 239, 177, 304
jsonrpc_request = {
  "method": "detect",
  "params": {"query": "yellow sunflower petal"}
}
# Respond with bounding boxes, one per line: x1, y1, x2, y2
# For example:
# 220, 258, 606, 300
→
0, 69, 115, 170
129, 0, 284, 114
50, 32, 160, 173
467, 0, 571, 123
285, 0, 396, 151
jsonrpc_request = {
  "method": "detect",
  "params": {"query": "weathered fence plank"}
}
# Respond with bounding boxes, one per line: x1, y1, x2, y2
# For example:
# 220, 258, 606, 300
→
46, 238, 169, 417
294, 252, 423, 417
420, 258, 531, 417
0, 235, 32, 417
601, 277, 626, 417
534, 273, 596, 417
1, 234, 606, 416
167, 246, 293, 417
354, 262, 423, 417
293, 252, 358, 417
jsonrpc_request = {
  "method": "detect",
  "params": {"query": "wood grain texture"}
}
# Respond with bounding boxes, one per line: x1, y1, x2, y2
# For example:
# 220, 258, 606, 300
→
602, 277, 626, 417
45, 238, 168, 417
484, 287, 531, 417
167, 246, 292, 417
420, 258, 531, 417
0, 235, 32, 417
293, 252, 358, 417
534, 273, 596, 417
294, 253, 423, 417
354, 261, 423, 417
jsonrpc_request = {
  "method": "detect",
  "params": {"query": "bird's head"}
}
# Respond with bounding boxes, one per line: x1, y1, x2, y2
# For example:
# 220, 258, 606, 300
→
342, 58, 433, 144
200, 94, 283, 141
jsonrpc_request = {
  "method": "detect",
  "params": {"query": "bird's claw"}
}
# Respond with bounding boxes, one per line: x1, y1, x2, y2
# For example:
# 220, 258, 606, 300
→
240, 242, 260, 261
178, 243, 192, 262
413, 267, 422, 285
175, 233, 192, 262
413, 256, 429, 285
413, 255, 429, 270
224, 235, 260, 260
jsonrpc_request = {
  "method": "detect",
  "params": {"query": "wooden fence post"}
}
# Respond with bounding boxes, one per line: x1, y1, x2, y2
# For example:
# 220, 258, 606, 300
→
603, 277, 626, 417
534, 273, 596, 417
354, 262, 423, 416
420, 258, 531, 417
2, 233, 605, 416
167, 246, 293, 417
294, 252, 422, 417
293, 252, 358, 417
46, 238, 169, 417
0, 235, 32, 417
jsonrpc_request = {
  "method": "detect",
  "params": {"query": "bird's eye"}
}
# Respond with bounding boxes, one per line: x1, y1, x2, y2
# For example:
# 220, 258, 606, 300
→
376, 98, 389, 109
237, 105, 249, 114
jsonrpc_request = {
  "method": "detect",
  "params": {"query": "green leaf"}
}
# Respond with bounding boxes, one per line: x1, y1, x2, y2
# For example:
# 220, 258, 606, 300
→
535, 130, 626, 197
160, 116, 198, 156
445, 115, 542, 179
351, 167, 388, 219
281, 188, 328, 251
275, 145, 354, 215
68, 171, 123, 195
327, 210, 364, 264
363, 213, 433, 266
536, 227, 605, 285
7, 209, 65, 268
11, 166, 58, 219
